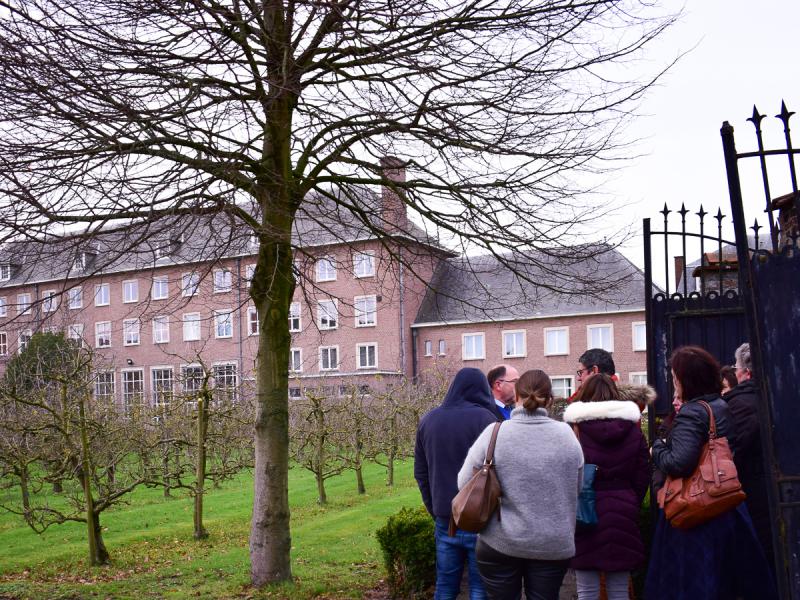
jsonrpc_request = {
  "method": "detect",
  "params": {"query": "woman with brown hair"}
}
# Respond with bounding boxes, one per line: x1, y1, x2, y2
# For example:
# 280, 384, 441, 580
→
457, 369, 583, 600
563, 374, 649, 600
645, 345, 776, 600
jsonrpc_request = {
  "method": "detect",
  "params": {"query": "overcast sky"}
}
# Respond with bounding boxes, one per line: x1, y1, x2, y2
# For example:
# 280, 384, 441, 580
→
611, 0, 800, 280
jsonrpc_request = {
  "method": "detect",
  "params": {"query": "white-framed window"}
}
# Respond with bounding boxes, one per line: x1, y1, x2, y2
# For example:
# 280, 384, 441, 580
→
67, 288, 82, 310
289, 386, 302, 399
42, 290, 57, 313
289, 302, 301, 332
42, 326, 60, 335
0, 332, 7, 356
181, 364, 205, 396
182, 312, 201, 341
353, 252, 375, 278
123, 319, 141, 346
17, 293, 31, 315
318, 300, 338, 330
121, 369, 145, 410
315, 257, 336, 282
94, 283, 110, 307
0, 264, 10, 281
632, 321, 646, 352
630, 372, 648, 385
502, 330, 526, 358
152, 316, 170, 344
18, 330, 32, 353
182, 272, 200, 297
587, 323, 614, 352
354, 295, 377, 327
319, 346, 339, 371
212, 362, 238, 403
95, 321, 111, 348
122, 280, 139, 304
544, 327, 569, 356
356, 343, 377, 369
551, 376, 575, 400
94, 371, 115, 402
214, 310, 233, 339
289, 348, 302, 372
151, 367, 174, 406
424, 340, 433, 356
462, 332, 485, 360
438, 339, 446, 355
213, 268, 232, 293
152, 276, 168, 300
67, 323, 84, 344
0, 297, 6, 317
248, 306, 259, 336
245, 264, 256, 287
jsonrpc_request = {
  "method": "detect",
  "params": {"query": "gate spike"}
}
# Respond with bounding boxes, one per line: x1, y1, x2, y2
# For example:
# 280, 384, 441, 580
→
696, 205, 707, 220
748, 105, 765, 131
776, 100, 795, 125
678, 203, 689, 219
715, 207, 725, 223
660, 203, 671, 218
751, 220, 762, 250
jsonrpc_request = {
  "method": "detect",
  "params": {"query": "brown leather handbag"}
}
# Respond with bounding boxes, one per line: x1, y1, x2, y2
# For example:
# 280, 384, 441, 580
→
657, 400, 746, 529
449, 421, 502, 536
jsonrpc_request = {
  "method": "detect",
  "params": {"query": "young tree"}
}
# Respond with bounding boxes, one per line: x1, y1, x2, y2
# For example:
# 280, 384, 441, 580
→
0, 0, 676, 584
0, 333, 161, 565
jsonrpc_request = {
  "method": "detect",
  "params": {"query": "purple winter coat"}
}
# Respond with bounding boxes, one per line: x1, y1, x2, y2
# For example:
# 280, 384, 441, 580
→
563, 400, 649, 572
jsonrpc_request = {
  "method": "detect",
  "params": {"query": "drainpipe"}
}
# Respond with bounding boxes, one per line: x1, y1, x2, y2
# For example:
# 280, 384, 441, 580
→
411, 328, 418, 382
398, 254, 406, 379
236, 257, 244, 378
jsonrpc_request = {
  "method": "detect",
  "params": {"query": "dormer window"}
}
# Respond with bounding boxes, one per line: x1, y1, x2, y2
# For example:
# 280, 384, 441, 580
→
73, 251, 95, 272
0, 263, 10, 281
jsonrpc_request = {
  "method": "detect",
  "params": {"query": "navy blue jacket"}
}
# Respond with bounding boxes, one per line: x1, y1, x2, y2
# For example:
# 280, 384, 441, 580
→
414, 368, 497, 519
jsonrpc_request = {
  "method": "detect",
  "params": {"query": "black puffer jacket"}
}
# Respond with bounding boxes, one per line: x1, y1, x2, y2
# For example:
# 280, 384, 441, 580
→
651, 394, 737, 478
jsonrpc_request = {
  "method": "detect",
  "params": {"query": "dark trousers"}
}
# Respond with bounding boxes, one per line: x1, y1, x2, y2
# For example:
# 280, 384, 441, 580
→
475, 538, 568, 600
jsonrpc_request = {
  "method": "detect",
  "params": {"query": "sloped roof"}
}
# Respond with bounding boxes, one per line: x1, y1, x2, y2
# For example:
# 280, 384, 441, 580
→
0, 189, 449, 288
413, 245, 645, 325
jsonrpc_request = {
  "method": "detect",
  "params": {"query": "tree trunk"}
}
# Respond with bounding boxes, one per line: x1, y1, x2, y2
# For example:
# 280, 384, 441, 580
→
249, 198, 295, 585
316, 469, 327, 505
17, 465, 31, 515
194, 392, 209, 540
76, 388, 109, 565
387, 450, 395, 487
355, 465, 365, 495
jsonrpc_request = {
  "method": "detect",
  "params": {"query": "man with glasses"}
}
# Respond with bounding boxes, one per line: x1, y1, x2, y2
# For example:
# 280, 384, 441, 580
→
576, 348, 617, 388
486, 364, 520, 420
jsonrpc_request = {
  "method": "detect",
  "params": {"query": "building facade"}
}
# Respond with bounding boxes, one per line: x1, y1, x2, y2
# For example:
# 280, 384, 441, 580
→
0, 173, 646, 403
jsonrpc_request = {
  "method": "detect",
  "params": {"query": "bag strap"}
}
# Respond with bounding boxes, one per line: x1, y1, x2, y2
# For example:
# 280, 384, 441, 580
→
483, 421, 503, 466
697, 400, 717, 439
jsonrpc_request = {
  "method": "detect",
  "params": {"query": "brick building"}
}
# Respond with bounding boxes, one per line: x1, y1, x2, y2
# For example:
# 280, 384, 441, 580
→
0, 172, 646, 403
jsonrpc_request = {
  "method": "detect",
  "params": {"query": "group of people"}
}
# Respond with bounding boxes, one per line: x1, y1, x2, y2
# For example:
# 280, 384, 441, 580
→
413, 346, 776, 600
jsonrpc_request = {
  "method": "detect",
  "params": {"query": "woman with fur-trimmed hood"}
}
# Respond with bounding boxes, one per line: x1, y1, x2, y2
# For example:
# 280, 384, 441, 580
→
563, 374, 650, 600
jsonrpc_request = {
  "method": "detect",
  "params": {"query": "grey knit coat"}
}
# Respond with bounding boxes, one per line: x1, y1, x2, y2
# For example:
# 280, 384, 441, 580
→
457, 407, 584, 560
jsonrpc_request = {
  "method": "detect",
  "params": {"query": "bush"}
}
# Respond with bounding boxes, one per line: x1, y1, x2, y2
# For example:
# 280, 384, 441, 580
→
375, 506, 436, 599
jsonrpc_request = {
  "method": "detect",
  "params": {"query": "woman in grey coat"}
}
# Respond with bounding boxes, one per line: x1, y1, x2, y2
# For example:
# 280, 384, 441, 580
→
458, 369, 584, 600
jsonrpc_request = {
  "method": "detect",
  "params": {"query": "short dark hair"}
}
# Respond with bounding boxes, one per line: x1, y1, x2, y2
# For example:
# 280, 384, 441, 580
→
573, 373, 619, 403
670, 345, 721, 401
486, 365, 507, 388
578, 348, 616, 376
720, 366, 738, 391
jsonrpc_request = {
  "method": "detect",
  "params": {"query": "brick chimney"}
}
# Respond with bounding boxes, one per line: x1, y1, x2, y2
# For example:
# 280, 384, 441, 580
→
380, 156, 408, 232
674, 256, 685, 289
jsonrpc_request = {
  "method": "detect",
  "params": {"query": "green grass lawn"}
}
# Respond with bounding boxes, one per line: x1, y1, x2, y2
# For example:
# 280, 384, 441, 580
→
0, 461, 422, 599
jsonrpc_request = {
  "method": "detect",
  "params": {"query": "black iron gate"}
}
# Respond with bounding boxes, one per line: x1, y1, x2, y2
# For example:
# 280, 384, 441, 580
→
645, 101, 800, 599
722, 101, 800, 599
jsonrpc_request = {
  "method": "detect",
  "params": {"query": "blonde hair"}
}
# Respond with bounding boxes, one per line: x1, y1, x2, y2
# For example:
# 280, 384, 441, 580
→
515, 369, 553, 412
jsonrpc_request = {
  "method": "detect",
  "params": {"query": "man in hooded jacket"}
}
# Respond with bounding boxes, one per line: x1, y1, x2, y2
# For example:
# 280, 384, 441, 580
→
414, 368, 497, 600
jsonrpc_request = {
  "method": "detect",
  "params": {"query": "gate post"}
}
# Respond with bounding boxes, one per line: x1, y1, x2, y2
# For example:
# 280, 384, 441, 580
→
721, 121, 789, 597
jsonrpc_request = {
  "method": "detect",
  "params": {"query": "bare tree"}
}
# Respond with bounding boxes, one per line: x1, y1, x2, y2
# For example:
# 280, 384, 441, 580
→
0, 333, 162, 565
0, 0, 676, 584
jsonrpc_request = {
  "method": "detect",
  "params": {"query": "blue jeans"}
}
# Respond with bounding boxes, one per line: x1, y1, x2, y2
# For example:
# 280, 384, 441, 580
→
434, 517, 487, 600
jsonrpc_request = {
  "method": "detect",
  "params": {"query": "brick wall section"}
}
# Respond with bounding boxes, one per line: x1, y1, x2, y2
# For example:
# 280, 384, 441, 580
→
413, 310, 647, 394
